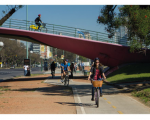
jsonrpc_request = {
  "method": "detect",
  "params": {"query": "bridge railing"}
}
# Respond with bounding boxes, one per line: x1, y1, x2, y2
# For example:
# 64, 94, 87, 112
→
1, 18, 128, 46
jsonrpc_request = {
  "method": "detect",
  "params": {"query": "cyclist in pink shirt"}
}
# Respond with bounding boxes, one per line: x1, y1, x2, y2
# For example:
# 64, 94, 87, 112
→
88, 57, 106, 101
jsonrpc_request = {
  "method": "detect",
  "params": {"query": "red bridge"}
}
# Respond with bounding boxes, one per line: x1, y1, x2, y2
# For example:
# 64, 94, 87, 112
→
0, 27, 150, 67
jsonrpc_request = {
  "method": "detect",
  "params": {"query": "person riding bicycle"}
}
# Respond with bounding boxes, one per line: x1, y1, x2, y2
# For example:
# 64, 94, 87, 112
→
60, 60, 65, 83
35, 14, 43, 29
61, 59, 70, 83
50, 61, 56, 76
88, 57, 106, 101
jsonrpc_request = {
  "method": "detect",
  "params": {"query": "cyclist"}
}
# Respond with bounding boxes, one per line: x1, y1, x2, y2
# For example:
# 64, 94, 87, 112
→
60, 60, 65, 83
35, 14, 43, 29
88, 57, 106, 101
50, 61, 56, 76
62, 59, 70, 82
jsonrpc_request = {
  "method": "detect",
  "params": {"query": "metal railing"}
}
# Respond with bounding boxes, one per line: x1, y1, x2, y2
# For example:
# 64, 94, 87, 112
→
1, 18, 128, 46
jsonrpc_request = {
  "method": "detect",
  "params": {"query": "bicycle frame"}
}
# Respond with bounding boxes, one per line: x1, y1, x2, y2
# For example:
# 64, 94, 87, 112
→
94, 87, 100, 108
91, 79, 103, 108
63, 71, 69, 86
29, 23, 46, 31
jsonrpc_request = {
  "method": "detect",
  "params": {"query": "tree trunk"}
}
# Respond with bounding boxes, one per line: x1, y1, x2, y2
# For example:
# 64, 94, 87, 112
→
0, 8, 16, 26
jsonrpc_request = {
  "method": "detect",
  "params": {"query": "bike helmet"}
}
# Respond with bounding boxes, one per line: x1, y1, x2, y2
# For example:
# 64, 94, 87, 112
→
65, 59, 68, 62
38, 14, 41, 16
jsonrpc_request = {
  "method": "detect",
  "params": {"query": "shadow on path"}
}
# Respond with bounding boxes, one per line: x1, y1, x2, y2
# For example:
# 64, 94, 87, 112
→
55, 102, 95, 108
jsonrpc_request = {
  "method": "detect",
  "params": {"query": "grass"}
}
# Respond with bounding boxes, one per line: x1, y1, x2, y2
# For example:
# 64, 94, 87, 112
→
132, 88, 150, 106
29, 73, 45, 77
106, 63, 150, 107
15, 74, 44, 78
106, 63, 150, 84
0, 87, 11, 91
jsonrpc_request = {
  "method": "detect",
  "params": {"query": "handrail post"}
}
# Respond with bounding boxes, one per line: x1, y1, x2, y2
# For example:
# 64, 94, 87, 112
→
75, 28, 76, 37
53, 24, 54, 34
97, 32, 98, 41
9, 19, 11, 28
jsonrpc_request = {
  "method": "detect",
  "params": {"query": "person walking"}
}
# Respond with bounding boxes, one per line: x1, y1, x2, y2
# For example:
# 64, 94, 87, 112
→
70, 62, 74, 78
74, 63, 77, 73
23, 65, 29, 76
81, 61, 85, 72
50, 61, 56, 76
88, 57, 106, 101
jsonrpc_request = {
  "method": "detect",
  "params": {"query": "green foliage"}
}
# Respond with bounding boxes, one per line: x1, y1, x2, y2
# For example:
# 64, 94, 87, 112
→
79, 56, 88, 62
97, 5, 150, 52
129, 38, 142, 53
0, 37, 42, 67
132, 88, 150, 104
106, 63, 150, 83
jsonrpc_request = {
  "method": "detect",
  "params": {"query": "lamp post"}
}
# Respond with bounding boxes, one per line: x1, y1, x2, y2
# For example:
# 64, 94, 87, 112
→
30, 51, 33, 69
26, 5, 28, 59
29, 51, 33, 76
0, 41, 4, 68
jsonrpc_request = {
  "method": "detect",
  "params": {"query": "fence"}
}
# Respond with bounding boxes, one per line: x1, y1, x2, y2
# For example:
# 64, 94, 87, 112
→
1, 18, 128, 46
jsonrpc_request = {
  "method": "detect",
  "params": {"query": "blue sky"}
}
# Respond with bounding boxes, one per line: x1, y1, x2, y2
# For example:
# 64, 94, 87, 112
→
0, 5, 121, 33
0, 0, 149, 33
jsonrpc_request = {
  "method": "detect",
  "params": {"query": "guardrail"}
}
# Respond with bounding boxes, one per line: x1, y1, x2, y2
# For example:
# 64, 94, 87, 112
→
1, 18, 128, 46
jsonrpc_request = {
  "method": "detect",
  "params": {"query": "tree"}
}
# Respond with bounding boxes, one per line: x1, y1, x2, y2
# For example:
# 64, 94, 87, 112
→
0, 37, 43, 68
0, 5, 24, 26
97, 5, 150, 55
53, 48, 76, 63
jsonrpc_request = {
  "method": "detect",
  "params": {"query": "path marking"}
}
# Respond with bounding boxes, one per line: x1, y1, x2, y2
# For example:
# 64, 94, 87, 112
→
74, 88, 86, 114
107, 101, 111, 104
112, 106, 116, 109
118, 111, 123, 114
103, 98, 107, 100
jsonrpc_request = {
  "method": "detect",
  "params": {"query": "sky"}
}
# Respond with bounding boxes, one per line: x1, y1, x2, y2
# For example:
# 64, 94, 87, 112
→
0, 2, 123, 33
0, 0, 149, 33
0, 5, 119, 33
0, 0, 149, 46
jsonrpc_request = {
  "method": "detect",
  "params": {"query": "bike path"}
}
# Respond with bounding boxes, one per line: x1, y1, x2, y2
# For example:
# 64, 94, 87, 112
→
44, 77, 150, 114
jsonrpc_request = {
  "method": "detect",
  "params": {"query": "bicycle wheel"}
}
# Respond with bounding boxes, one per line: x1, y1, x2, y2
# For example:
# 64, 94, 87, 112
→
64, 77, 67, 86
95, 89, 98, 105
97, 90, 100, 108
67, 76, 69, 86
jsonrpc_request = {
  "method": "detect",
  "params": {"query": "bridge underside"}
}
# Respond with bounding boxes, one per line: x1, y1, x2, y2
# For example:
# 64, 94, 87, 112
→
0, 27, 150, 67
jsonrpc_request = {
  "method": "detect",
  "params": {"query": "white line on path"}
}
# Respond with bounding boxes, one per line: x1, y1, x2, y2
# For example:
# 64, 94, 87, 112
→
73, 87, 86, 114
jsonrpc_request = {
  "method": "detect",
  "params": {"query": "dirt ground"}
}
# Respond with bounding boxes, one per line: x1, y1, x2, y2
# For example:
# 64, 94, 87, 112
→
0, 74, 76, 114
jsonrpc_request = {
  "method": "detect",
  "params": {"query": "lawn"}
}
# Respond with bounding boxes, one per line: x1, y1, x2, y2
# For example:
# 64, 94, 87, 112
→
132, 88, 150, 106
106, 63, 150, 84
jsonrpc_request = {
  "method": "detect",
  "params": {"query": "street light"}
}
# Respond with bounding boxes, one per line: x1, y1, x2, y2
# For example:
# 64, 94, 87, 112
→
30, 51, 33, 69
0, 41, 4, 68
0, 41, 4, 51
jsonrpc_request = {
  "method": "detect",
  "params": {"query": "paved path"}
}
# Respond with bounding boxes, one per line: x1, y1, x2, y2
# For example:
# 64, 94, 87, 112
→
44, 72, 150, 114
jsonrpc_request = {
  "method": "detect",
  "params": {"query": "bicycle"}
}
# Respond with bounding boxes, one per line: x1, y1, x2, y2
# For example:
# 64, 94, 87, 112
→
63, 71, 69, 86
91, 79, 103, 108
29, 23, 47, 32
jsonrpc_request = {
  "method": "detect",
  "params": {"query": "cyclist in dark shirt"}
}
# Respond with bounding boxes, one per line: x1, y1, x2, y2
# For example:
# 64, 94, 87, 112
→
35, 14, 43, 29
